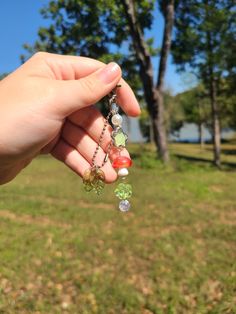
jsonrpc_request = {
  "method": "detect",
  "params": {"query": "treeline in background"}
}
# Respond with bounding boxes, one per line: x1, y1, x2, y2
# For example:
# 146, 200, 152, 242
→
17, 0, 236, 168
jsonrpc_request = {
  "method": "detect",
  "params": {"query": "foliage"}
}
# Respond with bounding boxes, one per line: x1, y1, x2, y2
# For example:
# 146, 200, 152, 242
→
172, 1, 236, 165
22, 0, 156, 96
217, 78, 236, 129
138, 107, 151, 141
164, 90, 185, 137
164, 81, 236, 140
172, 0, 236, 123
172, 0, 236, 83
23, 0, 174, 162
0, 144, 236, 312
175, 85, 209, 124
139, 90, 186, 140
173, 84, 212, 139
174, 80, 236, 132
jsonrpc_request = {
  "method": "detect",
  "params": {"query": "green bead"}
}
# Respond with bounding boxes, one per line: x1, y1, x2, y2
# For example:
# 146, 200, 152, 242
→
93, 179, 105, 195
83, 167, 105, 194
112, 129, 128, 147
84, 182, 93, 192
115, 183, 132, 199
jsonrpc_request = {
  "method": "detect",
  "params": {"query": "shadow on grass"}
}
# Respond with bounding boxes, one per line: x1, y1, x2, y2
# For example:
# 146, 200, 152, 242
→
221, 149, 236, 155
174, 154, 236, 171
204, 148, 236, 155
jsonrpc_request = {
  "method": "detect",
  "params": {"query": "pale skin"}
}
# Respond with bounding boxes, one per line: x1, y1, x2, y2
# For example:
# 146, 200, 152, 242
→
0, 52, 140, 185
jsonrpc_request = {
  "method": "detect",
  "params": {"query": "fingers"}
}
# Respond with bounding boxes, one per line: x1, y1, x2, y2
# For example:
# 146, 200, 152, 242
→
53, 62, 122, 117
116, 80, 141, 116
68, 106, 130, 159
29, 53, 140, 117
51, 138, 117, 183
69, 106, 112, 150
61, 120, 117, 183
51, 139, 90, 177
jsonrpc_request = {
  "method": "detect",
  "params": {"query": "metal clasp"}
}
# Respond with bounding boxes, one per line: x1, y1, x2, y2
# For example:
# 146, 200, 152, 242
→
108, 84, 121, 105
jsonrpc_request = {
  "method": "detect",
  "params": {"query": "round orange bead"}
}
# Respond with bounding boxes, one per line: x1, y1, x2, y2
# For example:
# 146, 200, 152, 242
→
112, 156, 132, 168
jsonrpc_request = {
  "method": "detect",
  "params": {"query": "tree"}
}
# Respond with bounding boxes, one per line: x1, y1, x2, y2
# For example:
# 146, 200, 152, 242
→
139, 107, 152, 142
164, 90, 185, 139
23, 0, 175, 163
172, 0, 236, 167
216, 78, 236, 132
175, 85, 211, 148
119, 0, 175, 162
139, 89, 184, 142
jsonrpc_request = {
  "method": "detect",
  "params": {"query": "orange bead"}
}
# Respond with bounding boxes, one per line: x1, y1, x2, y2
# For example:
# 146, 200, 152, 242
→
112, 156, 132, 168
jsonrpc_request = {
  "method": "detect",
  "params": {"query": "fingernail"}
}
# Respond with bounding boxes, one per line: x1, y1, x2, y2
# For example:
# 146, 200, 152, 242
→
98, 62, 121, 84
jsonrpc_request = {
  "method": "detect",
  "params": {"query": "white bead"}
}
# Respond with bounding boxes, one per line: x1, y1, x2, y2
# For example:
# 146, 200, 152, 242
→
119, 200, 130, 212
118, 168, 129, 177
111, 114, 123, 126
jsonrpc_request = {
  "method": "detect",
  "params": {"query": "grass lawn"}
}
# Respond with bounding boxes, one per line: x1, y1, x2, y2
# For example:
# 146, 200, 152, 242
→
0, 143, 235, 314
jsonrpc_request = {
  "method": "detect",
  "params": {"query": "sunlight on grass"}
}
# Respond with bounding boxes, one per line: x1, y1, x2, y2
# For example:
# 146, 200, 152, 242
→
0, 143, 235, 313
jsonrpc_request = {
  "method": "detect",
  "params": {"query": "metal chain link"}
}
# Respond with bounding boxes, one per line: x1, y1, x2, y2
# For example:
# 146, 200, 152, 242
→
91, 87, 120, 169
91, 111, 112, 168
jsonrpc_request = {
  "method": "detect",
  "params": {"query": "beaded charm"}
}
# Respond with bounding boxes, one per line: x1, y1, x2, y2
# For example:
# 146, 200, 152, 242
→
111, 128, 128, 148
82, 85, 133, 212
109, 89, 133, 211
83, 167, 105, 195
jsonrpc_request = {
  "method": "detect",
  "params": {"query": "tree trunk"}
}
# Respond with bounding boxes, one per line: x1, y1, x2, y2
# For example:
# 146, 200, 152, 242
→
155, 0, 175, 162
210, 78, 221, 167
120, 0, 169, 162
149, 117, 154, 144
157, 0, 175, 90
206, 27, 221, 167
197, 100, 204, 150
198, 122, 204, 150
152, 90, 169, 162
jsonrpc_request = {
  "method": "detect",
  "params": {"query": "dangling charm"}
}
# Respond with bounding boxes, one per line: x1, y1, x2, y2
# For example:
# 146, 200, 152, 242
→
82, 103, 113, 195
82, 85, 133, 212
112, 156, 132, 169
83, 167, 105, 195
111, 128, 128, 148
109, 88, 133, 212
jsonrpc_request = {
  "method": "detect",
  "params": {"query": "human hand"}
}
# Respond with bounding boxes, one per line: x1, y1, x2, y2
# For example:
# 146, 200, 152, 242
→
0, 52, 140, 184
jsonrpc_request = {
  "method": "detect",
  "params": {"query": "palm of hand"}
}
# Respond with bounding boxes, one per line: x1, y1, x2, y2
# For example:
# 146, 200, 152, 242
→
0, 52, 140, 184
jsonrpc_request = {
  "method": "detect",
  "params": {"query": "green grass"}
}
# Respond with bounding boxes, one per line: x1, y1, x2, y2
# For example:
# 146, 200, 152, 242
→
0, 143, 235, 314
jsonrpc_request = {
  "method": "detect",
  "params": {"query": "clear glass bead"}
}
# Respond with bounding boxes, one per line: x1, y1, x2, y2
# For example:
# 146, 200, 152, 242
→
119, 200, 130, 212
111, 103, 119, 114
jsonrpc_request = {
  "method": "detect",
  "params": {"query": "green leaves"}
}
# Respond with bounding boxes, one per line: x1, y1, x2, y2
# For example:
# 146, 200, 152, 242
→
172, 0, 236, 82
23, 0, 156, 99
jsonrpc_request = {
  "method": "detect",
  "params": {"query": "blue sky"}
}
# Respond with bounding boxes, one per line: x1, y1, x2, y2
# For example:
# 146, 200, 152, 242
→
0, 1, 193, 94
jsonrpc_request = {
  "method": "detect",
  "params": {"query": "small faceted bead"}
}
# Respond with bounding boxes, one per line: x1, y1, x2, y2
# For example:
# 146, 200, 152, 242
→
119, 200, 130, 212
112, 156, 132, 169
111, 114, 123, 126
115, 183, 132, 199
111, 103, 119, 114
118, 167, 129, 177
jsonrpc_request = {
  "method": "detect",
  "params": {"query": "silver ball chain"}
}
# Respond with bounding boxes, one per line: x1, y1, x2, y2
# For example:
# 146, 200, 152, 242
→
91, 86, 120, 169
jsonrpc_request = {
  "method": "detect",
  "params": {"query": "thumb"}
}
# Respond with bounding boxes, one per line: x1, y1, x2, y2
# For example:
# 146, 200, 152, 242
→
53, 62, 122, 117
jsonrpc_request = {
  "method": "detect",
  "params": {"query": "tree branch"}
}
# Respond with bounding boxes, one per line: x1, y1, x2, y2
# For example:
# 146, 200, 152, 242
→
157, 0, 175, 91
120, 0, 153, 78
